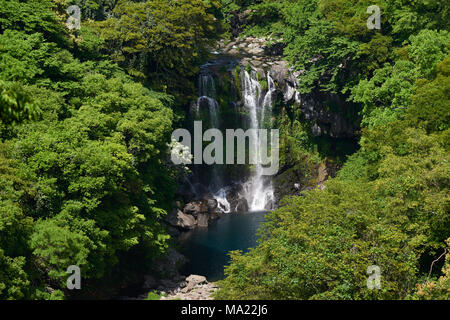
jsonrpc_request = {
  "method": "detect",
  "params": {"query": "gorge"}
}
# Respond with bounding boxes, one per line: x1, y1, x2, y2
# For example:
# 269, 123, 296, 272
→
149, 36, 358, 299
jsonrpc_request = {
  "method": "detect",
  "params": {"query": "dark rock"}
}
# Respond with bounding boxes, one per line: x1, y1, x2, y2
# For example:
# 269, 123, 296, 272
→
174, 200, 183, 210
264, 42, 285, 56
235, 198, 249, 212
153, 249, 188, 278
205, 198, 218, 213
167, 225, 181, 237
143, 275, 157, 289
208, 212, 220, 221
160, 279, 176, 290
225, 183, 247, 213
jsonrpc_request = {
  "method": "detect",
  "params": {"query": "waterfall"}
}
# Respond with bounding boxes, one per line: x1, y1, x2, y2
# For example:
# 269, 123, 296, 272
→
187, 64, 276, 213
196, 74, 219, 124
195, 73, 231, 213
242, 70, 275, 211
262, 73, 275, 127
214, 187, 231, 214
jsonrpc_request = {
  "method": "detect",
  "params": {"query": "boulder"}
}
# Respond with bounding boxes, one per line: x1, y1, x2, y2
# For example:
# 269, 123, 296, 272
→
178, 211, 197, 229
186, 275, 207, 286
182, 274, 208, 292
270, 61, 289, 83
165, 208, 197, 230
251, 60, 263, 68
247, 46, 264, 55
184, 201, 208, 216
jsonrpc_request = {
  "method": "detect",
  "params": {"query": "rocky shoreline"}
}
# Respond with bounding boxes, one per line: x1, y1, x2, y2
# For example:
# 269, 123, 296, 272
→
148, 275, 217, 301
166, 182, 250, 232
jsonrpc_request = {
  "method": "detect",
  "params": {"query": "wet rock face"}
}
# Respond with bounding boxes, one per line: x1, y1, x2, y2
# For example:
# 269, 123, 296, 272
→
235, 198, 249, 212
218, 36, 357, 139
272, 159, 340, 206
298, 90, 356, 138
224, 183, 248, 213
205, 198, 219, 213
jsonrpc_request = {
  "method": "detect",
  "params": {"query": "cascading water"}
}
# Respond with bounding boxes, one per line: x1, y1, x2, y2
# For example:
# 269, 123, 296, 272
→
195, 73, 231, 213
242, 70, 275, 211
197, 74, 219, 125
188, 60, 276, 213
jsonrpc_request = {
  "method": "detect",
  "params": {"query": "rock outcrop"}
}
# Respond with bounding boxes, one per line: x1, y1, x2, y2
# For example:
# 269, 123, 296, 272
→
225, 183, 249, 212
165, 209, 197, 230
165, 198, 223, 231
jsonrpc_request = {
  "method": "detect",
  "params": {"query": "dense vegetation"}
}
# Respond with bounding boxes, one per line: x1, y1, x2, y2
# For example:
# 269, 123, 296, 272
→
214, 0, 449, 300
0, 0, 448, 300
0, 0, 218, 299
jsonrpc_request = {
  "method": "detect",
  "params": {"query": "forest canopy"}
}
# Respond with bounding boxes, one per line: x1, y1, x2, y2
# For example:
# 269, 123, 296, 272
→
0, 0, 219, 299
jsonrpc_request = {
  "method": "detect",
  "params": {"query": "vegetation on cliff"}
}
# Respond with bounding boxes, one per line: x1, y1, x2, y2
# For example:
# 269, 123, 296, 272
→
214, 0, 449, 300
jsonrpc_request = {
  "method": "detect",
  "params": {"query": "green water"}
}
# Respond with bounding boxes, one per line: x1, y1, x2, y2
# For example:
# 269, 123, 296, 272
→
179, 211, 268, 282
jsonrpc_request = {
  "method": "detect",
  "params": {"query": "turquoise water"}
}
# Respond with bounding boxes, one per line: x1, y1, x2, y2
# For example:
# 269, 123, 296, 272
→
179, 211, 268, 282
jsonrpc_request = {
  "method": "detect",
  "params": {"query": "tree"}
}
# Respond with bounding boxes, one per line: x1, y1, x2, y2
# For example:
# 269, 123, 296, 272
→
0, 81, 40, 125
92, 0, 221, 96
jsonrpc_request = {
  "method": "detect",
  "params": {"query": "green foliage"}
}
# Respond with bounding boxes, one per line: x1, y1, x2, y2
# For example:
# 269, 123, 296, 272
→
216, 178, 423, 299
0, 0, 67, 43
91, 0, 221, 98
1, 0, 449, 301
232, 0, 449, 94
146, 290, 161, 300
0, 81, 40, 125
406, 57, 450, 133
0, 0, 178, 299
0, 250, 29, 300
